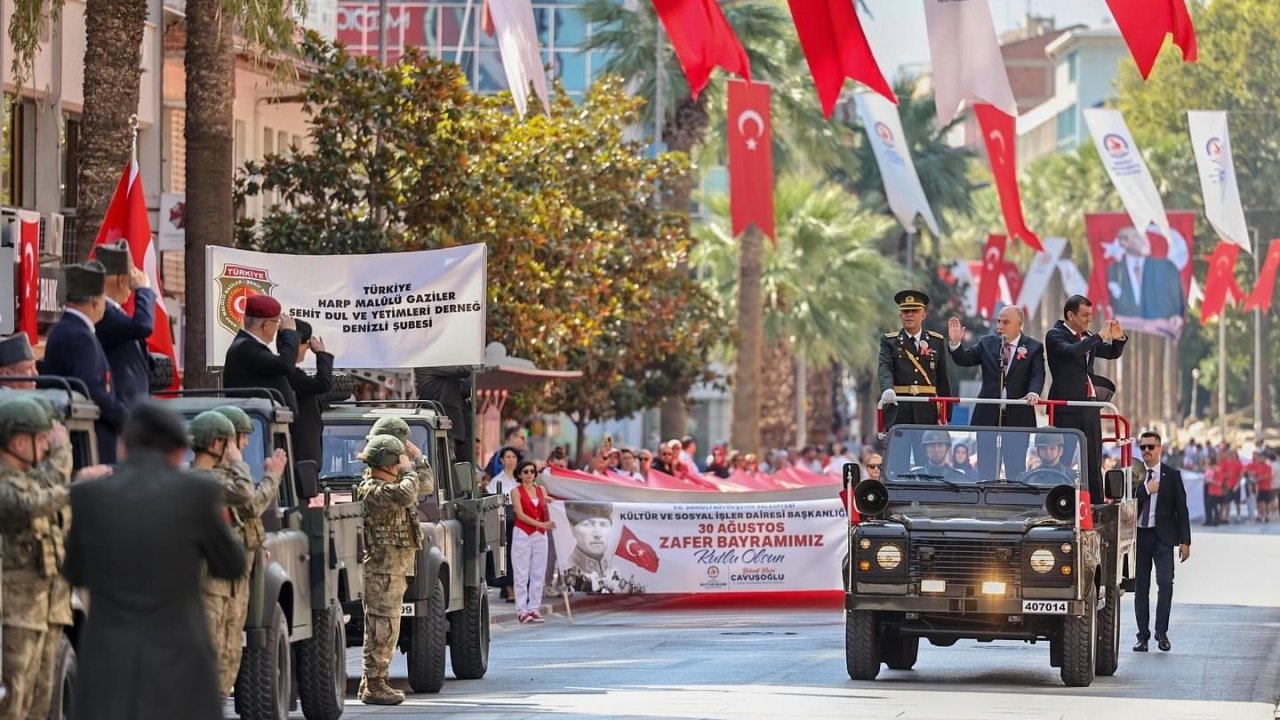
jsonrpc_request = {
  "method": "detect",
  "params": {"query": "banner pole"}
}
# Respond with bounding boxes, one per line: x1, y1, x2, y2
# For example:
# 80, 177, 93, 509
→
1219, 315, 1227, 441
1254, 228, 1264, 440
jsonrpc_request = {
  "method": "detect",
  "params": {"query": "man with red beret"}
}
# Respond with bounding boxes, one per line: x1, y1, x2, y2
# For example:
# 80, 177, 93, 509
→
222, 295, 300, 414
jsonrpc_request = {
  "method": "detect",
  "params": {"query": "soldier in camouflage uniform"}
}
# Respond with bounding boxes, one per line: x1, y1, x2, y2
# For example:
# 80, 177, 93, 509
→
356, 434, 432, 705
367, 416, 435, 496
0, 396, 71, 720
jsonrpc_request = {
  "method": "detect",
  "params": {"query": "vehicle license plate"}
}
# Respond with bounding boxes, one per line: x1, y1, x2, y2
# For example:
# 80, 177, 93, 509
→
1021, 600, 1068, 614
401, 603, 415, 616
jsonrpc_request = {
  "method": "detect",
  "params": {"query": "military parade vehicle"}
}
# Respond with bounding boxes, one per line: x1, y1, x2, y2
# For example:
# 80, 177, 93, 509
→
162, 389, 362, 720
846, 397, 1136, 687
320, 401, 506, 694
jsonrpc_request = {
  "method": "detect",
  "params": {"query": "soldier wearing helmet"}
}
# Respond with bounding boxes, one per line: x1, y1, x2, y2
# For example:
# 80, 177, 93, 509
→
910, 429, 970, 481
367, 415, 435, 496
1029, 433, 1074, 478
0, 396, 73, 719
355, 434, 430, 706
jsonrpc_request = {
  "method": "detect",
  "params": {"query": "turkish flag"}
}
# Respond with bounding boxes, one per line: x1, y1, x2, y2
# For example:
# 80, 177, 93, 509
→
727, 79, 775, 243
838, 488, 861, 525
1078, 490, 1094, 530
15, 211, 40, 344
614, 524, 660, 573
1001, 262, 1024, 304
93, 162, 181, 389
977, 234, 1007, 319
1244, 239, 1280, 313
786, 0, 894, 119
1106, 0, 1197, 80
1200, 241, 1242, 325
975, 104, 1042, 252
481, 0, 494, 36
651, 0, 750, 99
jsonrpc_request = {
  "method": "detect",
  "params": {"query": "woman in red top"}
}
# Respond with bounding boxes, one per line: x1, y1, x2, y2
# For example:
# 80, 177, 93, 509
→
509, 460, 555, 623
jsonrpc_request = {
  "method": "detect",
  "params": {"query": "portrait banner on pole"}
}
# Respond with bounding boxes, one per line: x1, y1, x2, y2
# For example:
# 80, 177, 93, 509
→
205, 244, 487, 368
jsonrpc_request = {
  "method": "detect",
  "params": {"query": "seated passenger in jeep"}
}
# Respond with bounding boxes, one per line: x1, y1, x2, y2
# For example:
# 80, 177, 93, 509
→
907, 430, 971, 481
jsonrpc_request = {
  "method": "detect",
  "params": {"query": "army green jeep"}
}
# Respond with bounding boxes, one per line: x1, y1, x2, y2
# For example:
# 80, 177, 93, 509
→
321, 401, 506, 694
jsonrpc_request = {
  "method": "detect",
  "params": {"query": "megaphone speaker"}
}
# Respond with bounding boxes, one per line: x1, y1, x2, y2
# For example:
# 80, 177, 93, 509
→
1045, 484, 1076, 521
854, 479, 889, 516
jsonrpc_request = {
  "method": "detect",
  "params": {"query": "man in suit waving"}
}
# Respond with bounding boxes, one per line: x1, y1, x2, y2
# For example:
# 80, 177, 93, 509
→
948, 305, 1045, 479
94, 241, 157, 407
222, 295, 300, 413
1132, 431, 1191, 653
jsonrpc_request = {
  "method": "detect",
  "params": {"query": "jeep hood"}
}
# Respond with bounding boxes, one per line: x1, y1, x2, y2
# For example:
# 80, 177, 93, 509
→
886, 503, 1053, 532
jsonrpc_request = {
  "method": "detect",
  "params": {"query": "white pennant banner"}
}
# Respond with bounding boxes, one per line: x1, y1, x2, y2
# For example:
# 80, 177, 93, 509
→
1188, 111, 1251, 254
1084, 108, 1171, 241
1057, 258, 1089, 298
487, 0, 551, 117
855, 93, 940, 236
922, 0, 1017, 125
1015, 237, 1068, 319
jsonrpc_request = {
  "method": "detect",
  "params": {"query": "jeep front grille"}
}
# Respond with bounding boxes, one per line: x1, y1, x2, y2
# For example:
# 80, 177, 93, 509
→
911, 537, 1022, 588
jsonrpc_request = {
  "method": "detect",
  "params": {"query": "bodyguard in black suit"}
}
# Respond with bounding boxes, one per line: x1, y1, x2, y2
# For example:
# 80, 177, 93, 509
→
288, 319, 335, 467
63, 403, 246, 720
93, 241, 157, 406
1131, 431, 1191, 653
39, 262, 127, 463
948, 305, 1045, 478
222, 295, 300, 413
1045, 295, 1127, 500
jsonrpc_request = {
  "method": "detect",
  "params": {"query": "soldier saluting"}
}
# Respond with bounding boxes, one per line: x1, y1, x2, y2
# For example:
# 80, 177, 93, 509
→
878, 290, 953, 429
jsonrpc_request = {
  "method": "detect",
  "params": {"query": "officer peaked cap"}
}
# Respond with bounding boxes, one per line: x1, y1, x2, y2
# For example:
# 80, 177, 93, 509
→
895, 290, 929, 310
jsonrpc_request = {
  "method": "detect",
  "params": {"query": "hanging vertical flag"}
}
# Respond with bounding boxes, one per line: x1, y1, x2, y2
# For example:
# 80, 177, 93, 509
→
1084, 108, 1172, 241
977, 234, 1007, 320
93, 162, 180, 389
1016, 237, 1069, 318
922, 0, 1017, 126
1001, 262, 1023, 305
486, 0, 551, 116
1200, 241, 1242, 325
1058, 258, 1090, 298
1188, 111, 1250, 253
786, 0, 895, 119
1106, 0, 1197, 80
651, 0, 750, 100
855, 92, 940, 236
975, 103, 1042, 252
727, 79, 775, 243
15, 211, 41, 344
1244, 240, 1280, 313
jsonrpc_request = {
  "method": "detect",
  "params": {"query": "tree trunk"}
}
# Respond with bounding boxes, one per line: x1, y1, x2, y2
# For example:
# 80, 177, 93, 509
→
76, 0, 149, 261
856, 377, 874, 448
659, 396, 687, 444
574, 414, 587, 470
731, 226, 764, 455
795, 358, 807, 448
183, 0, 236, 388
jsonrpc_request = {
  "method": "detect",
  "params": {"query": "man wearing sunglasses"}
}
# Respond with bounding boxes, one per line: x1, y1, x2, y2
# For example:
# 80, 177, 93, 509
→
1132, 431, 1191, 653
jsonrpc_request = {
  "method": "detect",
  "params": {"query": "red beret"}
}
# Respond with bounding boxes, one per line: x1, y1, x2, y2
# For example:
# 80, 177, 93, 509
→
244, 295, 282, 319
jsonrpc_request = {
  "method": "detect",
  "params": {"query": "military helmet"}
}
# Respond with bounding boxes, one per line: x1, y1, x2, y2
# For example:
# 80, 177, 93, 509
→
921, 429, 952, 446
368, 416, 411, 442
28, 395, 64, 423
359, 435, 405, 469
1034, 433, 1064, 448
0, 396, 53, 443
213, 405, 254, 434
189, 411, 237, 451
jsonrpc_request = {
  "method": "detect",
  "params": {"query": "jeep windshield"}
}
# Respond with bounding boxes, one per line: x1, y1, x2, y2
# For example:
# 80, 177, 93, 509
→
884, 426, 1084, 490
321, 422, 431, 478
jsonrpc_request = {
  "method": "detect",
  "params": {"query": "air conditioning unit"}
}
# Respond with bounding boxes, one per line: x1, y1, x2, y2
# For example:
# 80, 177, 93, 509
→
47, 212, 64, 258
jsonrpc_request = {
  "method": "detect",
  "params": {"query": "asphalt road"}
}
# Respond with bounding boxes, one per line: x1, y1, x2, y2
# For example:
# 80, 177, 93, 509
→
271, 524, 1280, 720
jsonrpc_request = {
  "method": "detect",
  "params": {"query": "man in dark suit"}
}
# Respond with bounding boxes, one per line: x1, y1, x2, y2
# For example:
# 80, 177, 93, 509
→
948, 305, 1046, 478
288, 319, 334, 467
62, 402, 246, 720
1105, 227, 1186, 335
222, 295, 300, 413
39, 262, 127, 463
93, 241, 157, 407
1132, 431, 1191, 653
878, 290, 952, 468
1045, 295, 1127, 501
416, 366, 474, 461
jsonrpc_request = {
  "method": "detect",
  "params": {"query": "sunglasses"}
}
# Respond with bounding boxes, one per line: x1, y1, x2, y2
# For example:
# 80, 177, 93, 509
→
867, 464, 882, 469
519, 469, 537, 476
1139, 444, 1158, 451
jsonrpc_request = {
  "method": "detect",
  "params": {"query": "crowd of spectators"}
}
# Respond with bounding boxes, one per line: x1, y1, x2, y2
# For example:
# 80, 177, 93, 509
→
1163, 440, 1278, 526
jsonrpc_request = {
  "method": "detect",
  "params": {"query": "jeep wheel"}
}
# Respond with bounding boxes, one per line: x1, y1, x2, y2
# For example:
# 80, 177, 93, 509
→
1060, 581, 1097, 687
236, 603, 291, 720
297, 605, 345, 720
49, 633, 75, 720
844, 610, 880, 680
407, 578, 448, 693
882, 634, 919, 671
1096, 584, 1121, 677
448, 582, 491, 680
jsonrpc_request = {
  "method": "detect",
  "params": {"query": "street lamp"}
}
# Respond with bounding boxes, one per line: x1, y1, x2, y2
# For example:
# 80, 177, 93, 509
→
1191, 368, 1201, 422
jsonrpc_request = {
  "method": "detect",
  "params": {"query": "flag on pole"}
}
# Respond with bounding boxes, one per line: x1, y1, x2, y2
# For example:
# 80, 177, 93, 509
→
786, 0, 894, 119
727, 79, 775, 243
1106, 0, 1197, 80
1200, 241, 1242, 325
486, 0, 551, 116
978, 234, 1007, 320
855, 92, 940, 236
1084, 108, 1172, 241
93, 162, 180, 389
1244, 240, 1280, 313
1188, 111, 1250, 254
922, 0, 1017, 126
975, 104, 1042, 251
651, 0, 750, 100
15, 211, 41, 344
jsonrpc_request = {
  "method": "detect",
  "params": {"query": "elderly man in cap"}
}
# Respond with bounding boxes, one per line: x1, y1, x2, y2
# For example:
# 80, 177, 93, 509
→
0, 334, 38, 388
93, 240, 157, 406
39, 261, 127, 463
222, 295, 300, 413
878, 290, 952, 468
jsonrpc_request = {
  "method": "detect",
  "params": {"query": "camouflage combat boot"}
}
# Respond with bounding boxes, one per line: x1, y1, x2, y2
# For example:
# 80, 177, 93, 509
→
360, 677, 405, 705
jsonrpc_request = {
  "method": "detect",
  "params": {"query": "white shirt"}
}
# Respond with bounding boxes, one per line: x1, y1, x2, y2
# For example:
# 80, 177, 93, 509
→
63, 307, 97, 333
1139, 462, 1160, 528
1127, 256, 1145, 304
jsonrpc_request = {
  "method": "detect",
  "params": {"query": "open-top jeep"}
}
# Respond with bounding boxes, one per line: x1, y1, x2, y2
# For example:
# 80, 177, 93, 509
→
320, 401, 506, 694
846, 400, 1136, 687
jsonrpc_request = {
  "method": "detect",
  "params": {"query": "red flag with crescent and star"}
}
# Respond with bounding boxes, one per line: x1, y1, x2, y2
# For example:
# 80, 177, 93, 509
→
977, 234, 1007, 320
1244, 239, 1280, 313
975, 104, 1042, 252
786, 0, 895, 119
1200, 241, 1242, 325
651, 0, 750, 100
93, 162, 180, 390
615, 525, 660, 573
1105, 0, 1197, 80
727, 79, 775, 244
16, 211, 41, 344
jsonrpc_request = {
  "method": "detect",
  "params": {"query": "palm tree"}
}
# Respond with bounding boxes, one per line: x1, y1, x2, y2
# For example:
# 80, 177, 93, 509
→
695, 173, 908, 449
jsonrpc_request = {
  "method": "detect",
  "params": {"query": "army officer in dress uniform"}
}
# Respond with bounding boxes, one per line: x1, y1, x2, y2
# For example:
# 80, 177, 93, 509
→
878, 290, 952, 467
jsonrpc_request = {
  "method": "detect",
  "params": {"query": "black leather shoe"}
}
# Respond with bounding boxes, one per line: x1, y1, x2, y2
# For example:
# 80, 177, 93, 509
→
1156, 634, 1171, 652
1133, 639, 1149, 652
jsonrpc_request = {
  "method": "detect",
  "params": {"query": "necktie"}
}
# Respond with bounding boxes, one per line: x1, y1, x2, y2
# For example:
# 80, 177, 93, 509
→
1141, 469, 1154, 526
1001, 342, 1013, 375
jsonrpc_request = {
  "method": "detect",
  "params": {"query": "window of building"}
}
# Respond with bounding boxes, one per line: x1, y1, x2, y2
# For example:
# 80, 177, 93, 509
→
1055, 104, 1078, 150
1066, 50, 1079, 84
3, 98, 37, 208
61, 114, 81, 211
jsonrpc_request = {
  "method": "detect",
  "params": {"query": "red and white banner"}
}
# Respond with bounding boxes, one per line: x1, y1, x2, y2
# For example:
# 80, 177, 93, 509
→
15, 211, 40, 344
975, 104, 1041, 252
1188, 111, 1250, 253
1086, 211, 1194, 339
548, 498, 845, 594
1244, 239, 1280, 313
652, 0, 750, 100
922, 0, 1016, 126
1084, 109, 1171, 241
727, 79, 775, 242
855, 92, 939, 236
786, 0, 894, 119
1106, 0, 1197, 80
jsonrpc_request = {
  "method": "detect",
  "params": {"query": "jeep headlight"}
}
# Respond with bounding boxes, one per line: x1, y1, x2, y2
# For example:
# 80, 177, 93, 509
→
876, 544, 903, 570
1029, 548, 1056, 574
